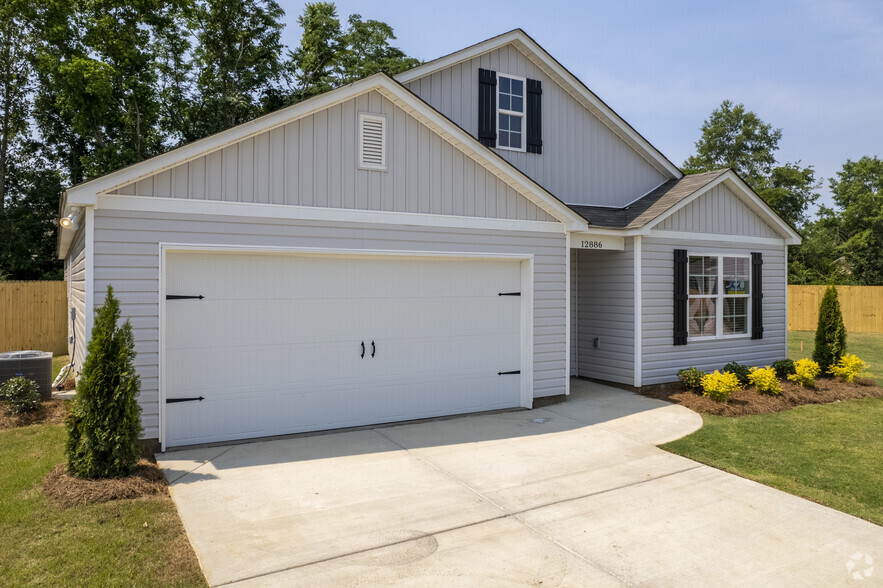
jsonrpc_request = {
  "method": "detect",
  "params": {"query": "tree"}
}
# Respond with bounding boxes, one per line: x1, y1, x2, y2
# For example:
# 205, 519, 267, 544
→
828, 156, 883, 285
756, 162, 819, 228
67, 286, 142, 479
812, 286, 847, 372
0, 0, 34, 211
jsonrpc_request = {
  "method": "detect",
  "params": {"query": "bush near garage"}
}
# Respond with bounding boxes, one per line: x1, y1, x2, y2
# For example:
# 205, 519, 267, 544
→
678, 367, 706, 392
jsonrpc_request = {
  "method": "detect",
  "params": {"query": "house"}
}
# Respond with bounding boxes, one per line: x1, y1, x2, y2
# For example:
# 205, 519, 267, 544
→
57, 30, 801, 450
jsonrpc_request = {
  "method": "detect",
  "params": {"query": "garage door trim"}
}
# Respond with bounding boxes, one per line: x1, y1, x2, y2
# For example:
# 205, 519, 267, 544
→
158, 243, 534, 450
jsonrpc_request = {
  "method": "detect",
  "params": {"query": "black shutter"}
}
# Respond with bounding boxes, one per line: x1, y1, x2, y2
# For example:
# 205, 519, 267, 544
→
526, 78, 542, 154
674, 249, 688, 346
478, 69, 497, 147
751, 252, 763, 339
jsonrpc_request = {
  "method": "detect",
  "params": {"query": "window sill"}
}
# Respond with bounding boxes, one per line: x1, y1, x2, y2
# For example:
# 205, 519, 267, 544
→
687, 334, 752, 342
496, 145, 526, 153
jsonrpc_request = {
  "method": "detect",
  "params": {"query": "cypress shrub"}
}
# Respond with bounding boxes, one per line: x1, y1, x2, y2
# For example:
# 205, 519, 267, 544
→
812, 286, 847, 372
66, 286, 143, 479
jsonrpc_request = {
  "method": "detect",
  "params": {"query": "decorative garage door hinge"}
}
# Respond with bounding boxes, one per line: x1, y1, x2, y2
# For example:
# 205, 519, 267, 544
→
166, 294, 205, 300
166, 396, 205, 403
497, 370, 521, 375
497, 292, 521, 296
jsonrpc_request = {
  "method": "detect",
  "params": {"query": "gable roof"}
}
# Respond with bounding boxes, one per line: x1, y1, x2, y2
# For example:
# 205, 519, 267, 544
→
62, 72, 587, 233
569, 169, 802, 244
396, 29, 682, 180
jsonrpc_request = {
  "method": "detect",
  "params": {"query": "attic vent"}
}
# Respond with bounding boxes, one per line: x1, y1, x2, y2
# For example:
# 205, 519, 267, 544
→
358, 113, 386, 170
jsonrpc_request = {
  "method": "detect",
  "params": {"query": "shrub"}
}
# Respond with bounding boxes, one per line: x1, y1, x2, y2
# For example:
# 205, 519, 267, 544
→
678, 367, 706, 391
67, 286, 143, 479
700, 370, 742, 403
788, 358, 821, 388
771, 359, 796, 379
748, 366, 782, 396
1, 377, 41, 415
828, 354, 871, 383
723, 361, 751, 386
813, 286, 847, 372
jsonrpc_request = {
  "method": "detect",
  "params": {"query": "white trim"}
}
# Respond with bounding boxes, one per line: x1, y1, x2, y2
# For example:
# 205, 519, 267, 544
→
785, 262, 789, 359
496, 73, 527, 153
648, 229, 787, 247
358, 112, 387, 170
633, 236, 642, 387
643, 172, 802, 244
564, 232, 571, 394
395, 30, 681, 179
571, 250, 579, 377
97, 194, 565, 234
84, 207, 95, 348
158, 243, 536, 448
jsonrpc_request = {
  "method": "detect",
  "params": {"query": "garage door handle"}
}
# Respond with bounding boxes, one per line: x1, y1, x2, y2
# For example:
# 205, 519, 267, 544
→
361, 341, 365, 358
371, 340, 376, 358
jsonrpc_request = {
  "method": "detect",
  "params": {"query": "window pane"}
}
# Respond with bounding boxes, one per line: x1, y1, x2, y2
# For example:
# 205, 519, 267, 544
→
511, 95, 523, 113
688, 255, 717, 295
724, 257, 749, 294
511, 79, 523, 96
510, 132, 521, 149
498, 131, 509, 147
511, 115, 522, 132
689, 297, 716, 337
499, 94, 510, 111
500, 76, 510, 93
723, 297, 748, 334
499, 113, 508, 131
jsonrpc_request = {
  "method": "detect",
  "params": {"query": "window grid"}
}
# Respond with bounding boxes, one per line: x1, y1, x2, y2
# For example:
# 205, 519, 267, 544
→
497, 74, 525, 152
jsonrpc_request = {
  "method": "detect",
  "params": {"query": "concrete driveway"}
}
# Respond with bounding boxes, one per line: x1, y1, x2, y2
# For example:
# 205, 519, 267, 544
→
158, 380, 883, 587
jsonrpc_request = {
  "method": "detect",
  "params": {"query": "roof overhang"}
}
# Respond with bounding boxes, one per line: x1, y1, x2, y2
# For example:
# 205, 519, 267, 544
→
396, 29, 682, 180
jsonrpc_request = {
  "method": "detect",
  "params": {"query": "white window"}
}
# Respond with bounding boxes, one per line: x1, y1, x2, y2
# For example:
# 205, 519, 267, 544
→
497, 74, 525, 152
687, 254, 750, 338
358, 113, 386, 170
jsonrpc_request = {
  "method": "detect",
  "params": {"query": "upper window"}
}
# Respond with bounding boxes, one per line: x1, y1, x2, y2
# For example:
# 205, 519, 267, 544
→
497, 74, 525, 152
687, 255, 750, 338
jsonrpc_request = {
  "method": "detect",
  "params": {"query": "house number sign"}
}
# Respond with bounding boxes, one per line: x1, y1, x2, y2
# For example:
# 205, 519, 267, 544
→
572, 233, 625, 251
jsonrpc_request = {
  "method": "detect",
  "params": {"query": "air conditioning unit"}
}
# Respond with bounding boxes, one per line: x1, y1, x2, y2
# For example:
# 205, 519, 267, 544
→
0, 351, 53, 400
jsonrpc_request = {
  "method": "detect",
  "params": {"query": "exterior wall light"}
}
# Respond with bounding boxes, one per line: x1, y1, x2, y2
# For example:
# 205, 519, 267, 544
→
59, 208, 82, 231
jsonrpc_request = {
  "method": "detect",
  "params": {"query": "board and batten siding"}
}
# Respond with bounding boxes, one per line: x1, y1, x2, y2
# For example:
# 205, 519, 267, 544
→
574, 243, 635, 384
67, 223, 87, 370
92, 209, 567, 440
404, 43, 668, 208
641, 236, 787, 385
656, 183, 780, 238
108, 90, 554, 223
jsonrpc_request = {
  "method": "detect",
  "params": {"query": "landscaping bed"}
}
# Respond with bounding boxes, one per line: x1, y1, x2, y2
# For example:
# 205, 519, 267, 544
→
0, 398, 68, 429
637, 377, 883, 416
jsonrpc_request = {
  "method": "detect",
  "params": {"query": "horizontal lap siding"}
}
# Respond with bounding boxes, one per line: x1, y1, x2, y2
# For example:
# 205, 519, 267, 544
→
657, 183, 780, 238
575, 244, 634, 384
93, 210, 567, 439
68, 224, 87, 370
405, 43, 667, 207
642, 236, 787, 384
112, 91, 554, 224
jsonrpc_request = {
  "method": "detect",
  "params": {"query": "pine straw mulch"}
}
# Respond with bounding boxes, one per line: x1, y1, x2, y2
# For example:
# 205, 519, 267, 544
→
636, 377, 883, 416
0, 399, 69, 430
43, 459, 169, 508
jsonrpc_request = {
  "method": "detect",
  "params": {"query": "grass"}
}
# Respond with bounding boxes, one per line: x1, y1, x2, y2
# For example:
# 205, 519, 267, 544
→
52, 354, 71, 381
789, 331, 883, 382
0, 422, 205, 586
662, 397, 883, 525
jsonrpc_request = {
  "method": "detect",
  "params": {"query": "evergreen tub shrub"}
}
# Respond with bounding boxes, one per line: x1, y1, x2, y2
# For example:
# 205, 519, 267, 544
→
66, 286, 143, 479
812, 286, 847, 372
678, 367, 705, 391
723, 361, 751, 387
1, 376, 41, 415
771, 359, 796, 379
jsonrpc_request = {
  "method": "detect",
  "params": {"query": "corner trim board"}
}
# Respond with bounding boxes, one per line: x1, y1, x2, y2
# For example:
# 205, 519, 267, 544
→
633, 236, 642, 387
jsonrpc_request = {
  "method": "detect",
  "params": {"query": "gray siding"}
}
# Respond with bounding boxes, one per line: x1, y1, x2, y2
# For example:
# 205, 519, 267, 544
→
641, 236, 787, 385
404, 43, 668, 207
574, 243, 635, 384
656, 183, 779, 238
110, 91, 555, 223
67, 223, 87, 370
93, 209, 567, 440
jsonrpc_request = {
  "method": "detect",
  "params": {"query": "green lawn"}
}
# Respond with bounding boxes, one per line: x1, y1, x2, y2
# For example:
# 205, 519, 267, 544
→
0, 422, 205, 586
789, 331, 883, 382
662, 397, 883, 525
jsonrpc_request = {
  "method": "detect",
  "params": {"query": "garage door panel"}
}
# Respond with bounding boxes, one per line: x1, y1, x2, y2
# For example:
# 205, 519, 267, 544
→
164, 251, 524, 446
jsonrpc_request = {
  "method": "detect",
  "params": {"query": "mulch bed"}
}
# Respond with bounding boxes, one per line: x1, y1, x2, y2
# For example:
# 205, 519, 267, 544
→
43, 459, 168, 508
636, 377, 883, 416
0, 399, 69, 430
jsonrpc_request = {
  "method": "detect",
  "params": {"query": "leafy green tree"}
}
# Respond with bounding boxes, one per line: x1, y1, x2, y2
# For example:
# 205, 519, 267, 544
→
787, 212, 853, 285
812, 286, 847, 372
757, 162, 819, 228
67, 286, 142, 479
828, 156, 883, 285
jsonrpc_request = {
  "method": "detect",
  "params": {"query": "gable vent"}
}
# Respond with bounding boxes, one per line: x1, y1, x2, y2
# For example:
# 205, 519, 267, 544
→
359, 113, 386, 170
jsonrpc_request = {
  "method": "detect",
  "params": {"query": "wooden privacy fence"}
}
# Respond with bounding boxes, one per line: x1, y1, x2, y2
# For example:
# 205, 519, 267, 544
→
0, 281, 68, 355
788, 285, 883, 333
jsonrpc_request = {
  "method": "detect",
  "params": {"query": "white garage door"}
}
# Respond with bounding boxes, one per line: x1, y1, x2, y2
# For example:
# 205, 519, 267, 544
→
163, 251, 524, 446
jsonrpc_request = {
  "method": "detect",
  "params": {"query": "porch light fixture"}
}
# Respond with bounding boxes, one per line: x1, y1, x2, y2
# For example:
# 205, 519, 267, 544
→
59, 208, 81, 231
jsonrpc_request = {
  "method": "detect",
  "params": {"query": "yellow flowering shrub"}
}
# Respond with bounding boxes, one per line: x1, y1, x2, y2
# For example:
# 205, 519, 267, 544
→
748, 366, 782, 395
788, 358, 821, 387
700, 370, 742, 403
828, 354, 871, 383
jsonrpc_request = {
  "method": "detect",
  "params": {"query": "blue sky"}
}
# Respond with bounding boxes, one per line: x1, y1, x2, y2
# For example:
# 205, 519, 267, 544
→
278, 0, 882, 207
